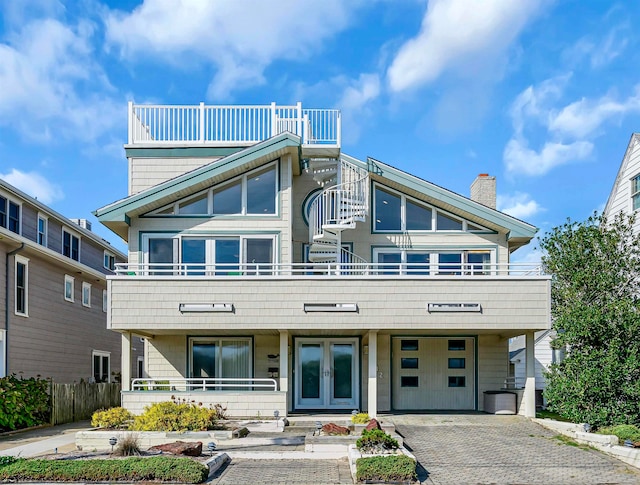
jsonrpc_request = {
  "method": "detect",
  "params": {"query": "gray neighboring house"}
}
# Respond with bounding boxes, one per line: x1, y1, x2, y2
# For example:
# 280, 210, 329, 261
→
0, 178, 140, 384
95, 102, 551, 418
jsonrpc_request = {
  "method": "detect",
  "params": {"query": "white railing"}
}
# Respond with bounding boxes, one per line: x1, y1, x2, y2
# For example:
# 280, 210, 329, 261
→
115, 262, 544, 277
503, 376, 526, 389
128, 101, 341, 146
309, 159, 369, 242
130, 377, 278, 392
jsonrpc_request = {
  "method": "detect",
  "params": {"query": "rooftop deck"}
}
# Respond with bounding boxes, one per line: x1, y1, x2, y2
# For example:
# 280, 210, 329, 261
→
128, 101, 341, 153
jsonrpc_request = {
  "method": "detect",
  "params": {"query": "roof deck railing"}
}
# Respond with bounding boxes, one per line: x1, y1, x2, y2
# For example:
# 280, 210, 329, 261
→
114, 262, 544, 277
127, 101, 341, 147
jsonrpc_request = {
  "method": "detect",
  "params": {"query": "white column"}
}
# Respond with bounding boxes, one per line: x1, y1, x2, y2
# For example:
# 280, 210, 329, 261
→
279, 330, 289, 392
121, 332, 132, 392
367, 330, 378, 419
523, 331, 536, 417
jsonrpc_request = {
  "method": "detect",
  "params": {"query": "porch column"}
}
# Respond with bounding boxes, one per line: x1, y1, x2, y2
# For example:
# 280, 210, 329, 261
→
367, 330, 378, 419
121, 332, 132, 391
279, 330, 289, 394
523, 331, 536, 417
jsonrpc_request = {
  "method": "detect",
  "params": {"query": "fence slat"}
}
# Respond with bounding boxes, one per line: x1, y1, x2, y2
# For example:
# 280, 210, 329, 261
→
51, 382, 121, 425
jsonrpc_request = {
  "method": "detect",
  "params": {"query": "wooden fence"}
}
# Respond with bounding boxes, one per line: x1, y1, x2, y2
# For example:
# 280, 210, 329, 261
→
50, 382, 121, 425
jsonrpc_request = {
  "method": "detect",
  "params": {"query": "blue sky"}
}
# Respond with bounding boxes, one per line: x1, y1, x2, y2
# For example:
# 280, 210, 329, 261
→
1, 0, 639, 260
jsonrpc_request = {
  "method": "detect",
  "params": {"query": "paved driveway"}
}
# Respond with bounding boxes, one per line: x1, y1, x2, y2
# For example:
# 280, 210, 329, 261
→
392, 414, 640, 485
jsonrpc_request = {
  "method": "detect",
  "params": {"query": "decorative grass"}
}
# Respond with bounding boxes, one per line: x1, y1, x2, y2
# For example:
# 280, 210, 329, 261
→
356, 454, 417, 483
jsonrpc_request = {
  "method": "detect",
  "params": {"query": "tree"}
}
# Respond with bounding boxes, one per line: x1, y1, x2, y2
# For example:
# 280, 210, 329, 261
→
540, 212, 640, 427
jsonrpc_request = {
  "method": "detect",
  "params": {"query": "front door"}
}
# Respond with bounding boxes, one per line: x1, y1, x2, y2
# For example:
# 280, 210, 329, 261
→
295, 338, 359, 410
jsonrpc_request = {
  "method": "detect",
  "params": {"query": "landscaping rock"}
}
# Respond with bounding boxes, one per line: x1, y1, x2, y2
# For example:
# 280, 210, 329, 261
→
322, 423, 350, 435
365, 418, 382, 431
149, 441, 202, 456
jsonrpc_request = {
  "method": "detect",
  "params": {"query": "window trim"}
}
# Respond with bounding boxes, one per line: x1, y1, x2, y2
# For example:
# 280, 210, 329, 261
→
372, 183, 489, 233
15, 255, 29, 316
92, 350, 111, 383
82, 282, 91, 308
64, 275, 75, 302
631, 174, 640, 211
37, 213, 48, 247
373, 248, 494, 275
188, 336, 254, 379
103, 250, 115, 271
102, 289, 108, 313
62, 228, 81, 261
0, 194, 22, 235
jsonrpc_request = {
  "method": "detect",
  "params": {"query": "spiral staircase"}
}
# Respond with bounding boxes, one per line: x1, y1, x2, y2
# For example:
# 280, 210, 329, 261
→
307, 157, 370, 273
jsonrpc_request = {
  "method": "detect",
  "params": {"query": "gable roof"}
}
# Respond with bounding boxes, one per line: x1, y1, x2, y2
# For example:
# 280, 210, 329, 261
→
603, 133, 640, 216
94, 132, 301, 240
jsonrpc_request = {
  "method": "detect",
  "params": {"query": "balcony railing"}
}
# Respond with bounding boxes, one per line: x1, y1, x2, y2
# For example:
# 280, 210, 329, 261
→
130, 377, 278, 392
128, 101, 341, 147
114, 262, 544, 277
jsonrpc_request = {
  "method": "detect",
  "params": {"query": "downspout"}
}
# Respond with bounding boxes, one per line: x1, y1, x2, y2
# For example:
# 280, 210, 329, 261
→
5, 243, 25, 376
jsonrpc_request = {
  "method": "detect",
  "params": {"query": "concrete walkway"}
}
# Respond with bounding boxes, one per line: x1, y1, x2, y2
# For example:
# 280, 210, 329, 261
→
0, 421, 90, 457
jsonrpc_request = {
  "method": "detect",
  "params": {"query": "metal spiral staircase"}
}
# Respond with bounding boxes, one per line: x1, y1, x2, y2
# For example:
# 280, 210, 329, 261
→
307, 157, 370, 273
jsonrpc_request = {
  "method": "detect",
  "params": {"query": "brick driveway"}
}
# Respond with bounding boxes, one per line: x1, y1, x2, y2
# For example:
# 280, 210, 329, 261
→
392, 414, 640, 484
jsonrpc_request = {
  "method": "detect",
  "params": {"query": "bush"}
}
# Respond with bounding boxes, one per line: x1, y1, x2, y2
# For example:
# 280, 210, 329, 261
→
114, 433, 141, 456
0, 456, 20, 467
351, 412, 370, 424
91, 407, 134, 429
356, 454, 417, 483
0, 457, 208, 483
597, 424, 640, 445
356, 429, 399, 454
131, 401, 217, 431
0, 374, 50, 431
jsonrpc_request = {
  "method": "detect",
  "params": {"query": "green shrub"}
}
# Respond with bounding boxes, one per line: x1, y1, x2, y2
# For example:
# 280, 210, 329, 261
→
91, 407, 134, 429
351, 412, 370, 424
597, 424, 640, 444
356, 454, 417, 483
0, 457, 207, 483
0, 374, 50, 431
356, 429, 399, 454
0, 456, 20, 467
131, 401, 217, 431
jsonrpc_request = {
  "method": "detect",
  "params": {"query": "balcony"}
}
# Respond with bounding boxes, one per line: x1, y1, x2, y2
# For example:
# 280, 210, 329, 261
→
127, 101, 341, 155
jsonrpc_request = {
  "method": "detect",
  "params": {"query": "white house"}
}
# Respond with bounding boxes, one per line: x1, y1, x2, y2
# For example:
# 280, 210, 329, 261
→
94, 102, 551, 418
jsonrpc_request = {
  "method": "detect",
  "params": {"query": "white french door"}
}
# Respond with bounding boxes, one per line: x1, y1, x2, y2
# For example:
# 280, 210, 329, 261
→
295, 338, 359, 410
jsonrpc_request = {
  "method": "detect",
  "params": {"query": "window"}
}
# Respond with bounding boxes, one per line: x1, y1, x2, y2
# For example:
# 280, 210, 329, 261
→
375, 249, 492, 275
632, 174, 640, 210
401, 376, 419, 387
189, 337, 252, 388
103, 251, 115, 271
448, 376, 466, 387
448, 339, 466, 351
15, 256, 28, 316
0, 196, 20, 234
400, 340, 419, 351
62, 230, 80, 261
401, 358, 419, 369
437, 212, 463, 231
92, 351, 110, 383
82, 282, 91, 307
152, 162, 278, 217
448, 358, 466, 369
102, 289, 107, 313
137, 357, 144, 378
374, 186, 402, 231
37, 215, 48, 246
64, 275, 74, 302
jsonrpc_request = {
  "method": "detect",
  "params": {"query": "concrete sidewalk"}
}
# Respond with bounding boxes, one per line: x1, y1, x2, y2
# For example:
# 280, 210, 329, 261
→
0, 421, 91, 457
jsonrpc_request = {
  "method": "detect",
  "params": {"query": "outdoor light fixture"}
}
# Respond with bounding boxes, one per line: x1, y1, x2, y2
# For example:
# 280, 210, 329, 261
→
109, 436, 117, 453
207, 442, 217, 456
303, 303, 358, 312
427, 303, 481, 313
179, 303, 234, 313
352, 410, 358, 416
583, 423, 591, 433
315, 421, 323, 436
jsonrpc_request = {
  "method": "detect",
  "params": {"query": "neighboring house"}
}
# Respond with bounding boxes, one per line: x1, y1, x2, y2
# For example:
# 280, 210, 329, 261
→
509, 330, 558, 392
604, 133, 640, 226
0, 179, 135, 383
95, 102, 551, 418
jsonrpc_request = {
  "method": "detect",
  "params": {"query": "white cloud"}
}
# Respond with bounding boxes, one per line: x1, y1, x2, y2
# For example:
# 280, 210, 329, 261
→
0, 16, 121, 141
497, 192, 543, 219
387, 0, 545, 92
0, 169, 64, 204
105, 0, 360, 99
564, 26, 629, 69
548, 86, 640, 139
504, 138, 592, 176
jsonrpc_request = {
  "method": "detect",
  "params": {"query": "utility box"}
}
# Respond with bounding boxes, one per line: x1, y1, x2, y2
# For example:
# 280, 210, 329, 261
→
483, 391, 516, 414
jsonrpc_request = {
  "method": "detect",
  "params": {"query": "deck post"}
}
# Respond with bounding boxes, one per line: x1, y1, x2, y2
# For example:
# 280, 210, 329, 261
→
121, 332, 132, 391
279, 330, 289, 396
524, 331, 536, 417
367, 330, 378, 419
199, 102, 205, 142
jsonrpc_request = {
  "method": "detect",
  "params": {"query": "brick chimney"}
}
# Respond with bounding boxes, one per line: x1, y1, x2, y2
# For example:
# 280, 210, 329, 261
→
470, 174, 496, 209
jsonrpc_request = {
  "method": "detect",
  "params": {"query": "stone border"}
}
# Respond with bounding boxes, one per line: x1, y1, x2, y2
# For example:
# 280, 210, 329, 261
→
205, 453, 230, 478
533, 418, 640, 469
347, 444, 417, 484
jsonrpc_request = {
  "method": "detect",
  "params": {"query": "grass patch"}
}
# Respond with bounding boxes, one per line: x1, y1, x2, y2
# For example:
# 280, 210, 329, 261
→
356, 454, 417, 483
536, 410, 572, 422
597, 425, 640, 445
0, 456, 208, 483
552, 434, 594, 451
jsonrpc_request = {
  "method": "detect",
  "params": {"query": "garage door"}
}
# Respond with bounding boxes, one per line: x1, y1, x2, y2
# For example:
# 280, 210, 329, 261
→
392, 337, 475, 410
